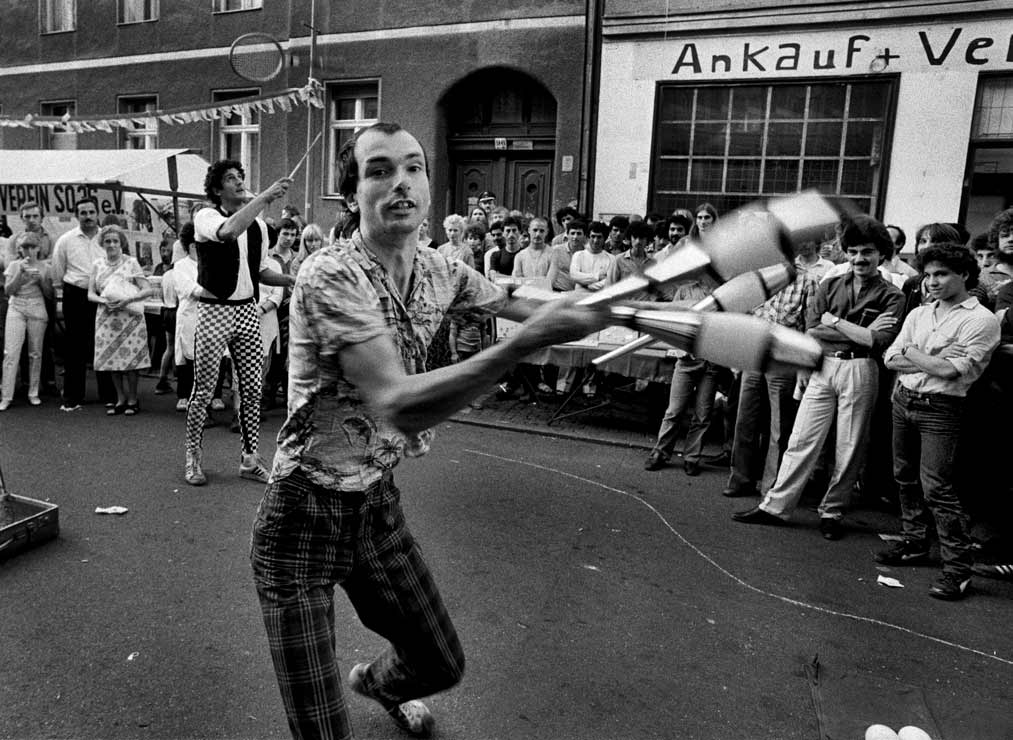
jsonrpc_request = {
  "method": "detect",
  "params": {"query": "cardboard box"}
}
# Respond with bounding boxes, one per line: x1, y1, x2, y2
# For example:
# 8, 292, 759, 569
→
0, 495, 60, 560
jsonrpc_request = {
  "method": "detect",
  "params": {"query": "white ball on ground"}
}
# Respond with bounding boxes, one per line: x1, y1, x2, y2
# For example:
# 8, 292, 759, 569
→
866, 725, 900, 740
897, 727, 932, 740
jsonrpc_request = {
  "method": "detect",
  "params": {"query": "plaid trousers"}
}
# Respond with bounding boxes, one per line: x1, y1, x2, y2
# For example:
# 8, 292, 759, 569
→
185, 300, 263, 456
250, 468, 465, 740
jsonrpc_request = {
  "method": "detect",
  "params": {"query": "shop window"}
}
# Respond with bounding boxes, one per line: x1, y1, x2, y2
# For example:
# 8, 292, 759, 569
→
325, 81, 379, 196
119, 0, 157, 23
213, 0, 261, 12
651, 79, 895, 217
41, 0, 75, 33
119, 96, 158, 149
213, 89, 261, 190
40, 100, 76, 149
964, 76, 1013, 236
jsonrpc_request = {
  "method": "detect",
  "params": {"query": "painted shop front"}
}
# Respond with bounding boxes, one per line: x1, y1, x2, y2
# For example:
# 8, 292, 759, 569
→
594, 15, 1013, 247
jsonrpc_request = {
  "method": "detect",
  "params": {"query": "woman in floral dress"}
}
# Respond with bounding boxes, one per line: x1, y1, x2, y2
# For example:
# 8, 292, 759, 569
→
87, 225, 157, 415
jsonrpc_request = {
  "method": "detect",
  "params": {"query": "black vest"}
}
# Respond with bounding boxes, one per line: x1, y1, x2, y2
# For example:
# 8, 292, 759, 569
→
196, 207, 264, 301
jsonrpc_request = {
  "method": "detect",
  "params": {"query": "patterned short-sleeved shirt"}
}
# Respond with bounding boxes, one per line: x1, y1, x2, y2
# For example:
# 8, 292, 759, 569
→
271, 233, 508, 491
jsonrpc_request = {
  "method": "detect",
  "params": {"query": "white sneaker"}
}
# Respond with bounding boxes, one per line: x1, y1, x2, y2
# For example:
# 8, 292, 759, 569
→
0, 400, 11, 412
239, 453, 269, 483
175, 398, 189, 412
184, 449, 207, 486
348, 663, 435, 738
28, 396, 41, 406
210, 398, 226, 411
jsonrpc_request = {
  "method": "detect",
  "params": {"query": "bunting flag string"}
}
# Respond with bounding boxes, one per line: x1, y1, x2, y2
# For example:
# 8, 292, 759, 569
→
0, 79, 324, 131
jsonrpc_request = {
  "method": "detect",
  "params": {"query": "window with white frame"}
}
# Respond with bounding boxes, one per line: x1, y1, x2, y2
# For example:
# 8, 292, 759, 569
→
651, 79, 896, 217
41, 0, 75, 33
119, 96, 158, 149
326, 82, 379, 195
119, 0, 158, 24
40, 100, 76, 149
214, 89, 260, 190
212, 0, 261, 12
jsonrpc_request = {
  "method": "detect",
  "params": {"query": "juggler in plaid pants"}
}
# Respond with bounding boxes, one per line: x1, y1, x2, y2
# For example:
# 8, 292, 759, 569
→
251, 468, 465, 740
186, 300, 263, 456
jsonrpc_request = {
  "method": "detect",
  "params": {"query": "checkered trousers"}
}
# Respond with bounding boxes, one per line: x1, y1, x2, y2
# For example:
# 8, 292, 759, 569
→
250, 469, 465, 740
185, 301, 263, 455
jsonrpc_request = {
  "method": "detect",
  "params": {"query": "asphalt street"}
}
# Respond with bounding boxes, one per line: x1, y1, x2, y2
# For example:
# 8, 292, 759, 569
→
1, 394, 1011, 740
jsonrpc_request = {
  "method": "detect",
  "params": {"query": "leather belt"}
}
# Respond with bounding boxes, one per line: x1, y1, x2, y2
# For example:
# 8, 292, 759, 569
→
826, 349, 870, 360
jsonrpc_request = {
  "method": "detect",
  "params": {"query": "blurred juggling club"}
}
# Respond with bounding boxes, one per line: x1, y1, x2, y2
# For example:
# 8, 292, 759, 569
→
506, 283, 823, 373
606, 307, 824, 374
591, 262, 797, 366
577, 190, 843, 308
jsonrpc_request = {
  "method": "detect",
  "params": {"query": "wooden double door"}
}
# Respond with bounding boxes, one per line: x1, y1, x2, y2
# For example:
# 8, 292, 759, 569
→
454, 156, 553, 219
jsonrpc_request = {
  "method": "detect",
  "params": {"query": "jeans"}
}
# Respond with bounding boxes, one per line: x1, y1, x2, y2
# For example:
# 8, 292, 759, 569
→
761, 357, 879, 520
2, 300, 47, 402
892, 385, 973, 577
652, 358, 721, 465
727, 370, 798, 495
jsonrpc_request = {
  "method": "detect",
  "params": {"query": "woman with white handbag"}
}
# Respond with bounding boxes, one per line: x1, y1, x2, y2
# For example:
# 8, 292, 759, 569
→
87, 225, 157, 416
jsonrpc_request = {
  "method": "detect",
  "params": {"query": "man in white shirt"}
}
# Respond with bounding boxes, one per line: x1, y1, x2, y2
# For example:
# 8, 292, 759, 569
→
51, 197, 116, 410
512, 217, 552, 278
878, 243, 1000, 600
183, 160, 296, 487
570, 221, 615, 292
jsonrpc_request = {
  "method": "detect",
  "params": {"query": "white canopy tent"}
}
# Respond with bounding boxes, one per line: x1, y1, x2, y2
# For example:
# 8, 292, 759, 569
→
0, 148, 210, 230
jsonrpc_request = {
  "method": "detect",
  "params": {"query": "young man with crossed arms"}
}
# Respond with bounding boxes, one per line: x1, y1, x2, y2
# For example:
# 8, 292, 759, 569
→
877, 243, 999, 600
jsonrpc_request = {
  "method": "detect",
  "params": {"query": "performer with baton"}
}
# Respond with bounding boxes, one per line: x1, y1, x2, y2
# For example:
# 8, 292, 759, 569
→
184, 162, 296, 486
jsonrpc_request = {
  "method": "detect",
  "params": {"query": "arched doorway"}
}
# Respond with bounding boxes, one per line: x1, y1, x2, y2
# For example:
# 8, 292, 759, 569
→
442, 68, 557, 219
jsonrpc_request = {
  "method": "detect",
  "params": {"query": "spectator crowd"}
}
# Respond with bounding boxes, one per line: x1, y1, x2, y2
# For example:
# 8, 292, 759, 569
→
2, 188, 1012, 600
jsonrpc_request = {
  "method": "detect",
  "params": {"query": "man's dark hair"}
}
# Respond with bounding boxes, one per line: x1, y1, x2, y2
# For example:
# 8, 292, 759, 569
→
74, 196, 99, 216
588, 220, 609, 237
204, 159, 244, 206
488, 220, 504, 233
653, 221, 669, 239
838, 214, 894, 258
668, 213, 693, 233
919, 243, 980, 289
567, 220, 588, 235
19, 200, 43, 217
335, 122, 430, 202
945, 222, 970, 245
886, 224, 906, 247
969, 232, 991, 252
645, 212, 663, 224
464, 223, 487, 241
180, 222, 196, 247
915, 222, 962, 253
278, 218, 299, 233
554, 206, 578, 223
501, 216, 522, 231
283, 204, 300, 216
987, 207, 1013, 250
608, 215, 630, 232
628, 221, 655, 241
